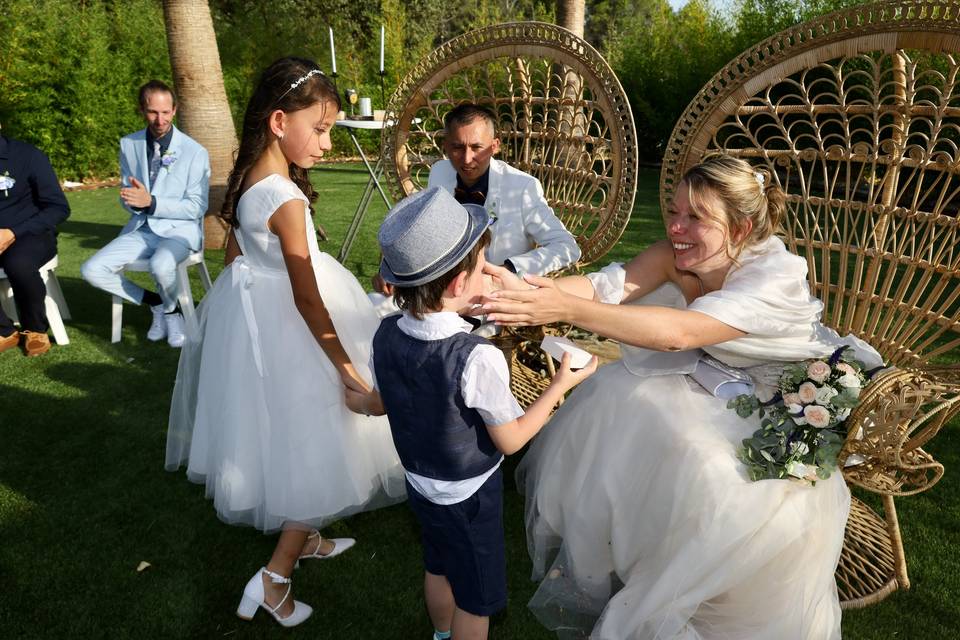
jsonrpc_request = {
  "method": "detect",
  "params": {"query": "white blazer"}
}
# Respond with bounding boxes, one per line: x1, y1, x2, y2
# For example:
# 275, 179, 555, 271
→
428, 158, 581, 275
118, 125, 210, 251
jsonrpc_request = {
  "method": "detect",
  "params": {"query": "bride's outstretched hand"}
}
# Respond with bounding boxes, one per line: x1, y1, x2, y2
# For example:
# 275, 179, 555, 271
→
482, 274, 568, 326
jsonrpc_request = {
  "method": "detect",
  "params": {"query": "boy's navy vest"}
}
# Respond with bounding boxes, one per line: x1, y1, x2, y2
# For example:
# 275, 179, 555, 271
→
373, 315, 501, 481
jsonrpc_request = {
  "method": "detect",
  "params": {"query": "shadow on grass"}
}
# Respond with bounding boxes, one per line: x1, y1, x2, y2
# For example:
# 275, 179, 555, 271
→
60, 219, 124, 252
0, 361, 535, 638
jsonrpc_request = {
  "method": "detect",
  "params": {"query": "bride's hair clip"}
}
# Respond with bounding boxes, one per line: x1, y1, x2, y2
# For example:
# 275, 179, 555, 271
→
754, 171, 765, 188
278, 68, 325, 100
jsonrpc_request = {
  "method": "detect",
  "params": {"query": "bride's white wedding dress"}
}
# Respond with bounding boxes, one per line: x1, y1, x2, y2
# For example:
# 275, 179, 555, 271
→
166, 174, 405, 533
518, 238, 884, 639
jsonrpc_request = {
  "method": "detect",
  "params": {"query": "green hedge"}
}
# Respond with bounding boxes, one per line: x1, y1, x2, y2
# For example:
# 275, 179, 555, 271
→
0, 0, 171, 180
0, 0, 867, 180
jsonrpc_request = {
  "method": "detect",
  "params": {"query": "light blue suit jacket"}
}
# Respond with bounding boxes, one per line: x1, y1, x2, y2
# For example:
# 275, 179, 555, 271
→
119, 125, 210, 251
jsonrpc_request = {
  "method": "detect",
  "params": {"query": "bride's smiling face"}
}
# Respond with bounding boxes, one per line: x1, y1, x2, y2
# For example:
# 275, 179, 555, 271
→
665, 183, 734, 274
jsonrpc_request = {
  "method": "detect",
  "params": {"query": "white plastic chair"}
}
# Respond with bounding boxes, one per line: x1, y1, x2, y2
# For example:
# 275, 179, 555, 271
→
110, 251, 213, 343
0, 255, 71, 345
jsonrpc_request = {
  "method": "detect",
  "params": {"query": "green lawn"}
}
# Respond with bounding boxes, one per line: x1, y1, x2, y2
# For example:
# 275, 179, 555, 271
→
0, 165, 957, 638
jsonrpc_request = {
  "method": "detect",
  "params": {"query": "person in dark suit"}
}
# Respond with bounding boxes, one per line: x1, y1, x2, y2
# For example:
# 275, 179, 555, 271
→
0, 130, 71, 357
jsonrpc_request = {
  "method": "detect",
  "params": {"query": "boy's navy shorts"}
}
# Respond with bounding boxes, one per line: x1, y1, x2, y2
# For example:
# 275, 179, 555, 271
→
405, 467, 507, 617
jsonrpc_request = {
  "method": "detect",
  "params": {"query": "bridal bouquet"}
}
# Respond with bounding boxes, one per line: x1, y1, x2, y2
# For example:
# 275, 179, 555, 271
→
729, 346, 869, 483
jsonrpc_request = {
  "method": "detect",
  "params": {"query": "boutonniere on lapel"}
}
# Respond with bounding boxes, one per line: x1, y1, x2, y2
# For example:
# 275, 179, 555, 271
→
486, 201, 498, 225
0, 171, 15, 197
160, 149, 178, 171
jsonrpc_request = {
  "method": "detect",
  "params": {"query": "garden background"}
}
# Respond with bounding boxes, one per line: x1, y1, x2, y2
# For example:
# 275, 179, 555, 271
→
1, 0, 871, 180
1, 0, 958, 638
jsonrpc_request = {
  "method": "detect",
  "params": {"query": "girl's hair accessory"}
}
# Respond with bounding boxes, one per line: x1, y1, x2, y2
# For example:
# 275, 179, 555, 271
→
754, 171, 765, 187
278, 68, 325, 101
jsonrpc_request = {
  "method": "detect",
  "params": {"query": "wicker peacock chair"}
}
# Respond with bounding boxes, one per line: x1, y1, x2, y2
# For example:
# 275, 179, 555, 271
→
380, 22, 638, 405
661, 0, 960, 608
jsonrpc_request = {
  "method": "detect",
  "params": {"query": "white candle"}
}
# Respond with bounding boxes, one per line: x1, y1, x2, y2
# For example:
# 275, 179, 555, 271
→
329, 27, 337, 74
379, 24, 385, 73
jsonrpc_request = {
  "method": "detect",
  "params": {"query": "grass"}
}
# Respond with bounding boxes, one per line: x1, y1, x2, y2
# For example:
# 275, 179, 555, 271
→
0, 165, 957, 638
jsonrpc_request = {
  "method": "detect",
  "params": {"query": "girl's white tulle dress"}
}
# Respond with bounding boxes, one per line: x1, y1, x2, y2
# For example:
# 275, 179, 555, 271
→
166, 174, 405, 533
518, 238, 885, 639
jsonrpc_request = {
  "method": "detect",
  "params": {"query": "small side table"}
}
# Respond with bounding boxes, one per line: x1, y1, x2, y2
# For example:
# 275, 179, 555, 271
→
335, 118, 393, 264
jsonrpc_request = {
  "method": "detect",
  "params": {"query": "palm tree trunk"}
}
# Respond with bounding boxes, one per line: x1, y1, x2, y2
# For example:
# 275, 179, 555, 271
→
162, 0, 237, 249
556, 0, 585, 37
555, 0, 587, 169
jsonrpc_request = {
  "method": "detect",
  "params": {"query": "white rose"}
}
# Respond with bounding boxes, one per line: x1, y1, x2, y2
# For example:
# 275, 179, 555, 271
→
815, 385, 839, 405
786, 460, 817, 480
798, 382, 817, 404
789, 441, 810, 456
836, 407, 851, 421
836, 362, 856, 376
803, 404, 831, 428
807, 360, 832, 383
786, 403, 804, 416
838, 373, 861, 389
783, 392, 802, 406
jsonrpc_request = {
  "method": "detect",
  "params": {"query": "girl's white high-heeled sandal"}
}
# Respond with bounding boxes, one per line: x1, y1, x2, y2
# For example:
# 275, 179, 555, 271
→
236, 567, 313, 627
295, 531, 356, 568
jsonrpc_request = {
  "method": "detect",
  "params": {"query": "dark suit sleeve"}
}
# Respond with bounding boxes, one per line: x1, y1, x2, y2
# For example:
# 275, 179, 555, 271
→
10, 149, 70, 238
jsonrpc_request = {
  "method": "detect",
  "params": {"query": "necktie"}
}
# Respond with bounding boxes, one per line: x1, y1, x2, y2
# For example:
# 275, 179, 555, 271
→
148, 141, 162, 189
454, 186, 486, 206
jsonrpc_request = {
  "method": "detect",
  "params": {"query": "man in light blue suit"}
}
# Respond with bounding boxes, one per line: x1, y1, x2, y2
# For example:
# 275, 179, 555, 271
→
82, 80, 210, 347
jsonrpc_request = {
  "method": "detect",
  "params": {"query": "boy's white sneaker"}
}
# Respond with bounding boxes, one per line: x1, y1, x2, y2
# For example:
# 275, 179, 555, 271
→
165, 312, 186, 348
147, 304, 167, 341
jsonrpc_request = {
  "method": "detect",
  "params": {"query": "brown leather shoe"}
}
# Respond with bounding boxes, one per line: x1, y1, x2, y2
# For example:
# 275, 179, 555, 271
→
22, 330, 51, 357
0, 331, 19, 354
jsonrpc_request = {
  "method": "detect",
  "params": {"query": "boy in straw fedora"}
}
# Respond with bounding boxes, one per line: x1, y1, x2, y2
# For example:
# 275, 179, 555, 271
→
347, 186, 596, 640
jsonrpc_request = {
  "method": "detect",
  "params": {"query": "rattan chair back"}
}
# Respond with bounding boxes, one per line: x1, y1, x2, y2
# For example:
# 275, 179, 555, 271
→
381, 22, 638, 266
660, 0, 960, 609
661, 0, 960, 368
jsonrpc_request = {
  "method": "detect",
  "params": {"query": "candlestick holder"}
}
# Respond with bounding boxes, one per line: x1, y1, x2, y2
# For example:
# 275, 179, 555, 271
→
378, 70, 387, 111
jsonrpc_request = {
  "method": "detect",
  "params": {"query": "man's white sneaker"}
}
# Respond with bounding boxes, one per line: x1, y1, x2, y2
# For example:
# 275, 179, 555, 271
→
147, 304, 167, 341
165, 312, 186, 348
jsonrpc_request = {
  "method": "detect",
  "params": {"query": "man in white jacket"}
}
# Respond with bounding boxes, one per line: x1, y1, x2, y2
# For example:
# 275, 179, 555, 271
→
372, 105, 580, 317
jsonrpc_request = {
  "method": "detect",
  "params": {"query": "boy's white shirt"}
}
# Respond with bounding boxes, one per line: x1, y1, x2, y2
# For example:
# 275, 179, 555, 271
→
371, 311, 524, 505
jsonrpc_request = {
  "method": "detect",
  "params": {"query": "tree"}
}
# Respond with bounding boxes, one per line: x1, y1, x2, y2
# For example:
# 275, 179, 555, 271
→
162, 0, 238, 249
556, 0, 585, 37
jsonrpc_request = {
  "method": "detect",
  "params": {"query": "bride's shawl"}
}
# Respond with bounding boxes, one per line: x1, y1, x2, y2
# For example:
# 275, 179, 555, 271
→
691, 237, 884, 369
618, 237, 884, 377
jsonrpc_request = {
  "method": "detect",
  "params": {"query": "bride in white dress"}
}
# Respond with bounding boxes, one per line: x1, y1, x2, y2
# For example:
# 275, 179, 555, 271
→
166, 58, 404, 627
483, 156, 884, 639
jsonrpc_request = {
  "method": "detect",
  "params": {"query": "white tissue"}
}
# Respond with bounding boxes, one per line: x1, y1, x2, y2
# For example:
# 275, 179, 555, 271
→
540, 336, 594, 370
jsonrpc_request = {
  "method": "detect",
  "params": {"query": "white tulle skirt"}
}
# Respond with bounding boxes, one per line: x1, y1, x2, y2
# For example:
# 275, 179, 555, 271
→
517, 361, 848, 639
166, 253, 406, 533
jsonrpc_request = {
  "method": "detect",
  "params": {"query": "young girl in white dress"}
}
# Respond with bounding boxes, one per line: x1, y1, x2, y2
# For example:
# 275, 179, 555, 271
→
483, 156, 885, 639
166, 57, 404, 627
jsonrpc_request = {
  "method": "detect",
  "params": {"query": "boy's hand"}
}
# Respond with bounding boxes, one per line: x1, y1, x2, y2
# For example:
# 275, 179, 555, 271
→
550, 352, 598, 393
482, 262, 532, 294
372, 272, 394, 296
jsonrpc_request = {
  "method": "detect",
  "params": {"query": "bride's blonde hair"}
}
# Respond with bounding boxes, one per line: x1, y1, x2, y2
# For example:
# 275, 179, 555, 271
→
680, 156, 786, 259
